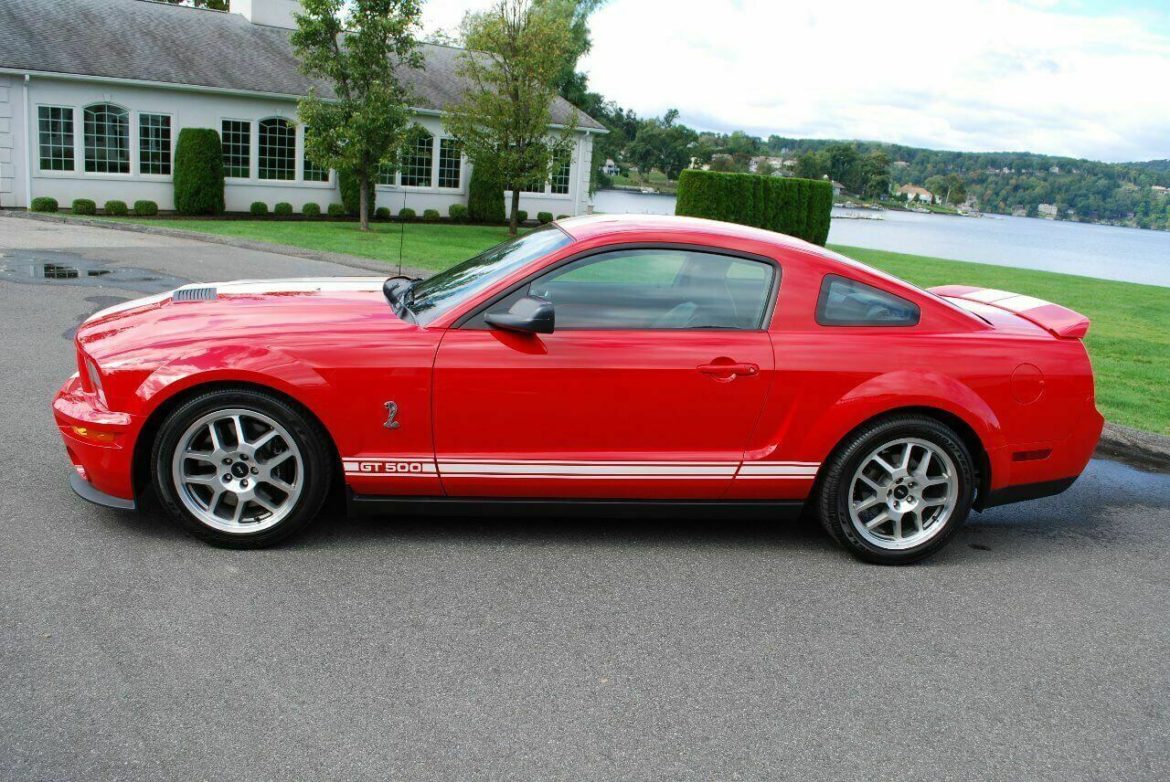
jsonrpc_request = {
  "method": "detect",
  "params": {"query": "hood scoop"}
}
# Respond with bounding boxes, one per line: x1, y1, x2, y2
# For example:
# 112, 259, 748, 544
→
172, 286, 218, 302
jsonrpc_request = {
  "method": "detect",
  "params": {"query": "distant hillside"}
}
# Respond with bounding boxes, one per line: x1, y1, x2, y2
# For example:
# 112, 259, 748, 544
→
767, 137, 1170, 229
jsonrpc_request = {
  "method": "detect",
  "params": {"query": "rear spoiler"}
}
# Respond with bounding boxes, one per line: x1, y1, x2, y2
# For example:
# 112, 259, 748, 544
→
929, 285, 1091, 339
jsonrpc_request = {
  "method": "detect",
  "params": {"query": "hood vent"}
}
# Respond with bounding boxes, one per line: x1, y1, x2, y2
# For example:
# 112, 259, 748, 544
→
172, 286, 217, 302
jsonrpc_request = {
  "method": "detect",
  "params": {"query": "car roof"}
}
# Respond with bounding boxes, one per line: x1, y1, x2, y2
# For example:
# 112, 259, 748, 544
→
556, 214, 823, 253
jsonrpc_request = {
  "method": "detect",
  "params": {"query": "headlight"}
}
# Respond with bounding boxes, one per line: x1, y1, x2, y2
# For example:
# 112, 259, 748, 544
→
85, 357, 106, 405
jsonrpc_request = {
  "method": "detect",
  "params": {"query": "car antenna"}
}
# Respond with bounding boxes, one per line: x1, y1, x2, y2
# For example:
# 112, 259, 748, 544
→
397, 188, 407, 277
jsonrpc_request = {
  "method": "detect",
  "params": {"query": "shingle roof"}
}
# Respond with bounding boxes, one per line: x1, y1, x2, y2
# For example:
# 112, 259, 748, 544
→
0, 0, 604, 130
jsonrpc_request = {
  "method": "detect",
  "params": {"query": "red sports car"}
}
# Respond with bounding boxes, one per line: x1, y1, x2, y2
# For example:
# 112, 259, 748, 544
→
53, 215, 1103, 563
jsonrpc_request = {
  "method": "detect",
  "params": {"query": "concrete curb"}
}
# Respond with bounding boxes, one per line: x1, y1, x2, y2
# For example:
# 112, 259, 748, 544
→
6, 210, 1168, 473
1, 210, 433, 279
1096, 422, 1170, 473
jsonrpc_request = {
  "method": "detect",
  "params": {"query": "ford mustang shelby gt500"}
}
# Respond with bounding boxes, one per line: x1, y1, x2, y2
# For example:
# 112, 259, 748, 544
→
54, 215, 1103, 563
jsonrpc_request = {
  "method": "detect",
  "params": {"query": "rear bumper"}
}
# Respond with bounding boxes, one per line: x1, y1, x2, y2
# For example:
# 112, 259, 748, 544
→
52, 374, 139, 506
980, 405, 1103, 509
980, 476, 1077, 509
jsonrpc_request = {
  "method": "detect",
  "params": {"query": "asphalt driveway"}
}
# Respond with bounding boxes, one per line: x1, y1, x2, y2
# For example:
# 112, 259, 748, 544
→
1, 216, 1167, 781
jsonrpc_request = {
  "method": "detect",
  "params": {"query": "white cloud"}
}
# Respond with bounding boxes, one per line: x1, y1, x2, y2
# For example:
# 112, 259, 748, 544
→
423, 0, 1170, 161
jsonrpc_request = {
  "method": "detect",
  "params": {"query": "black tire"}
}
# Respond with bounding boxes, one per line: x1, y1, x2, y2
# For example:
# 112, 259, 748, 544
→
816, 414, 976, 565
151, 388, 333, 548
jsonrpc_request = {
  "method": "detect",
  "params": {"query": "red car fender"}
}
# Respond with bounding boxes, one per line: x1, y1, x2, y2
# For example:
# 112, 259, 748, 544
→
133, 344, 336, 433
786, 368, 1005, 472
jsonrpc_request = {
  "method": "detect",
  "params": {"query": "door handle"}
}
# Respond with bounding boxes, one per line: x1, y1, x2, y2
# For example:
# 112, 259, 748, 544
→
697, 361, 759, 380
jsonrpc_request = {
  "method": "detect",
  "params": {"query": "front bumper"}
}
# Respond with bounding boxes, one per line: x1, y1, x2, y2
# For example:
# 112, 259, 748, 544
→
53, 374, 139, 508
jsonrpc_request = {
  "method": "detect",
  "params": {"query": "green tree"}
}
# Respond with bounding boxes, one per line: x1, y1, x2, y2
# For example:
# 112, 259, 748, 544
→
627, 109, 697, 180
291, 0, 422, 231
534, 0, 606, 106
859, 150, 891, 199
444, 0, 577, 235
794, 150, 828, 180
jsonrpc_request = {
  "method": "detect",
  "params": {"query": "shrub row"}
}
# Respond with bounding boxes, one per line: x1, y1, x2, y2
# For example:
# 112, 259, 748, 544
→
674, 170, 833, 245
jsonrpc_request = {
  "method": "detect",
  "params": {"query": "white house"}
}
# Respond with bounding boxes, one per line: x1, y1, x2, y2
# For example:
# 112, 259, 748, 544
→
896, 184, 934, 203
0, 0, 606, 215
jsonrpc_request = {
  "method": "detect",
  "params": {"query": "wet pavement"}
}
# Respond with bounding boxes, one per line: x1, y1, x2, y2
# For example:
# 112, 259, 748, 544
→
0, 216, 1167, 781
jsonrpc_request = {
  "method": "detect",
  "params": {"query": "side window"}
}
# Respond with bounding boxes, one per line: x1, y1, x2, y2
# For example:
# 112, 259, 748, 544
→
489, 248, 776, 330
816, 275, 920, 326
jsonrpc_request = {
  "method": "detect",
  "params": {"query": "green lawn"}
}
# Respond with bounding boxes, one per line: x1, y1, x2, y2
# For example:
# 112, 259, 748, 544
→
115, 218, 521, 272
97, 217, 1169, 434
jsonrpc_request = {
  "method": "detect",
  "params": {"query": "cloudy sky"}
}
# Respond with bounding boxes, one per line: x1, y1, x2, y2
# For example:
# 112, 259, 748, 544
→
421, 0, 1170, 163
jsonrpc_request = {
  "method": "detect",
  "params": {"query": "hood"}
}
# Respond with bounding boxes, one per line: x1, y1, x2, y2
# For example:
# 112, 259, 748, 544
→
77, 277, 412, 363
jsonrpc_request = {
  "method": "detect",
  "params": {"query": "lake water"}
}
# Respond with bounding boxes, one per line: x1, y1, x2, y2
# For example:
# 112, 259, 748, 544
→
592, 189, 1170, 288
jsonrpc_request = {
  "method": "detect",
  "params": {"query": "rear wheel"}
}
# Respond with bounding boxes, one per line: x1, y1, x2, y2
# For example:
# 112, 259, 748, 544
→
152, 389, 332, 548
816, 415, 975, 565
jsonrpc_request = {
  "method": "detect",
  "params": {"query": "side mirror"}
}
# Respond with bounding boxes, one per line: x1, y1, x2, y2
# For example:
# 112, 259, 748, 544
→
485, 296, 555, 334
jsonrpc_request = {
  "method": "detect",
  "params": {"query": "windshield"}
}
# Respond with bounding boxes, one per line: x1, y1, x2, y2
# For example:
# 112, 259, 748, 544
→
407, 226, 573, 325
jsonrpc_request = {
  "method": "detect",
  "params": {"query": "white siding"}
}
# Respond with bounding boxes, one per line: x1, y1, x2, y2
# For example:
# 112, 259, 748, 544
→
14, 75, 596, 217
0, 75, 17, 206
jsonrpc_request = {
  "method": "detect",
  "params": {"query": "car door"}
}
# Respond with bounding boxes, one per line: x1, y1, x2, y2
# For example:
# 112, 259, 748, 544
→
431, 246, 779, 499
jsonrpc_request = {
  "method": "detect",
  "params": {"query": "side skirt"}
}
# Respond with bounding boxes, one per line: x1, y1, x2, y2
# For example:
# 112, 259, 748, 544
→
347, 492, 805, 521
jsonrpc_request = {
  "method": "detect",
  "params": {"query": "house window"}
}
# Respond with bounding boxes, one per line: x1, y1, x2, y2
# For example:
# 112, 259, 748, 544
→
139, 113, 172, 176
83, 103, 130, 174
438, 138, 462, 189
258, 118, 295, 180
401, 128, 433, 187
38, 106, 74, 172
520, 176, 545, 193
302, 127, 328, 182
377, 162, 398, 186
551, 151, 571, 194
222, 120, 251, 178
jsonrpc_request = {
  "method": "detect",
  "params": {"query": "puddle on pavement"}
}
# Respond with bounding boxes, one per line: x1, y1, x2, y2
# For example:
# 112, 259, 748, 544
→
0, 250, 188, 294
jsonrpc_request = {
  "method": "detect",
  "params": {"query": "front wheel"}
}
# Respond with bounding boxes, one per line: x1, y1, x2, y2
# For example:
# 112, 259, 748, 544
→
152, 389, 333, 548
816, 415, 976, 565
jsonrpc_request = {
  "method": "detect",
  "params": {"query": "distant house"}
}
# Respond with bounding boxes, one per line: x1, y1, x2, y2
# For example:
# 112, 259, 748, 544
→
1037, 203, 1059, 218
600, 158, 619, 176
748, 156, 788, 176
897, 184, 933, 202
831, 180, 846, 196
1152, 185, 1169, 196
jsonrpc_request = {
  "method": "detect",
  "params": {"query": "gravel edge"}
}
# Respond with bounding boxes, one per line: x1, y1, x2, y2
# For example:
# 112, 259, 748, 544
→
5, 210, 1168, 472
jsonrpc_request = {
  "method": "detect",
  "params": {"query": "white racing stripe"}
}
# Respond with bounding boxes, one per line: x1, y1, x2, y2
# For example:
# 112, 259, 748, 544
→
344, 457, 821, 481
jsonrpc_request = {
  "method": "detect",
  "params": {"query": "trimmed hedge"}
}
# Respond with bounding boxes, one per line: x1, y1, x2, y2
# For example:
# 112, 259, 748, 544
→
327, 203, 346, 217
173, 128, 225, 215
399, 207, 416, 220
134, 200, 158, 216
423, 208, 440, 222
71, 198, 97, 216
30, 197, 58, 213
514, 209, 528, 224
467, 161, 506, 223
104, 200, 128, 216
449, 203, 468, 223
674, 170, 833, 245
556, 214, 569, 220
302, 202, 322, 217
374, 206, 391, 220
537, 211, 553, 224
273, 202, 293, 217
339, 169, 376, 219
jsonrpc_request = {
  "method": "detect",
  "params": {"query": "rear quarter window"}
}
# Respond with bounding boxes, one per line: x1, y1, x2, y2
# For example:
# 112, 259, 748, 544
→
816, 274, 920, 327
